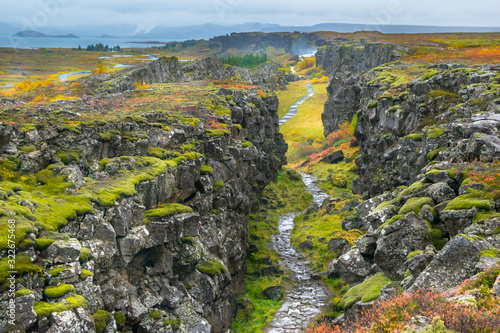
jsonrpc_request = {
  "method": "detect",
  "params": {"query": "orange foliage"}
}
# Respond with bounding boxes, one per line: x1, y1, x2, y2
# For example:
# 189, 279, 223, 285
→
307, 288, 500, 333
31, 93, 47, 104
312, 75, 329, 84
296, 57, 316, 71
14, 78, 56, 93
134, 80, 150, 90
94, 64, 109, 74
326, 121, 354, 146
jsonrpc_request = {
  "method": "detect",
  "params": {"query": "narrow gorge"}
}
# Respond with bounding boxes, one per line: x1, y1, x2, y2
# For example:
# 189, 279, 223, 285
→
1, 31, 500, 333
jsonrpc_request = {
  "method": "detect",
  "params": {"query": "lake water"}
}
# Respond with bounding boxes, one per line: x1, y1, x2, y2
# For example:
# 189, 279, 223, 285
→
0, 36, 183, 49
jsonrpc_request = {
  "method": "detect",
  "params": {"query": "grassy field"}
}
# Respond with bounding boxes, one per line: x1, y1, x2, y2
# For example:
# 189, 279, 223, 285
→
276, 81, 308, 119
279, 82, 328, 164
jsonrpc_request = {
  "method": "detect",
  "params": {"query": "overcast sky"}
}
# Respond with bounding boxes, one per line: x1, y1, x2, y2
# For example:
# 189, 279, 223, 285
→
1, 0, 499, 28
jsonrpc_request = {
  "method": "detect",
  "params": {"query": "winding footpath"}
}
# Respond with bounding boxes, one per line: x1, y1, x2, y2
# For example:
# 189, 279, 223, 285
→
264, 172, 330, 333
279, 83, 314, 125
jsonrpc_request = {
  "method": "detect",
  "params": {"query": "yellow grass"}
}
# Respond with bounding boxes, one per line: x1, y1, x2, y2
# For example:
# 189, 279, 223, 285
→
280, 82, 328, 164
275, 81, 308, 119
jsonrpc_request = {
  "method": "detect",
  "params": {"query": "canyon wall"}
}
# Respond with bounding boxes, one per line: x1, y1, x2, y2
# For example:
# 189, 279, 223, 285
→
0, 59, 286, 333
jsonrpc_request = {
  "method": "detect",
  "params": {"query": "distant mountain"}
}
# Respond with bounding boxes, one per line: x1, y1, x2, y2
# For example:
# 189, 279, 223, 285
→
261, 23, 500, 34
12, 31, 79, 38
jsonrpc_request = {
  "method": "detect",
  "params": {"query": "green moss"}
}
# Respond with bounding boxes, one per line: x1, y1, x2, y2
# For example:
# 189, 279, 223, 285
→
378, 215, 403, 230
163, 318, 181, 329
426, 127, 445, 139
15, 289, 34, 297
44, 284, 74, 299
427, 147, 444, 161
201, 164, 214, 175
213, 181, 224, 192
48, 266, 67, 277
367, 100, 378, 108
374, 181, 424, 212
407, 250, 423, 260
214, 104, 231, 116
80, 269, 94, 280
21, 124, 37, 132
20, 146, 37, 153
93, 310, 111, 333
34, 294, 88, 317
150, 310, 161, 319
480, 248, 498, 258
404, 133, 423, 141
181, 141, 199, 152
36, 233, 70, 250
148, 147, 176, 160
388, 105, 401, 113
474, 211, 500, 222
181, 237, 195, 246
420, 69, 441, 81
196, 259, 226, 277
340, 273, 392, 308
241, 141, 253, 148
206, 128, 230, 137
445, 194, 492, 211
114, 311, 126, 327
0, 255, 41, 284
399, 197, 434, 215
80, 248, 91, 263
145, 203, 193, 219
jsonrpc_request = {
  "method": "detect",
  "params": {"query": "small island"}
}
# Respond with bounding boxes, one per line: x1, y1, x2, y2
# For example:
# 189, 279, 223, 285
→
13, 30, 79, 38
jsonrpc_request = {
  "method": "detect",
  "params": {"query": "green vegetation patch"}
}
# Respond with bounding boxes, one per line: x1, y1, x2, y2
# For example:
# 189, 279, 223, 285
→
213, 181, 224, 192
196, 259, 226, 277
80, 269, 94, 280
80, 248, 91, 263
145, 203, 193, 220
0, 255, 41, 284
44, 284, 75, 299
480, 248, 498, 258
375, 181, 424, 212
426, 127, 445, 139
15, 289, 34, 297
427, 147, 445, 161
445, 193, 492, 211
36, 232, 70, 250
341, 273, 392, 308
93, 309, 111, 333
398, 197, 434, 215
404, 133, 423, 141
114, 311, 126, 327
201, 164, 214, 175
34, 294, 88, 317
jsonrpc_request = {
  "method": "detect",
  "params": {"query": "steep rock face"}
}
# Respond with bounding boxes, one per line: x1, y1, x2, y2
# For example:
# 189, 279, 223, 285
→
0, 67, 286, 332
354, 66, 500, 197
209, 32, 317, 54
316, 42, 403, 136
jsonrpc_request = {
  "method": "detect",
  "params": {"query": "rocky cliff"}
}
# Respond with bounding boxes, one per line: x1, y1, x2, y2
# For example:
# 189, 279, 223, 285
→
0, 58, 286, 332
316, 42, 403, 136
320, 40, 500, 326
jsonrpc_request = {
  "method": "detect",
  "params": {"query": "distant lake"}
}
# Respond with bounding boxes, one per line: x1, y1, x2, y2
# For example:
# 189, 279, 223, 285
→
0, 36, 184, 49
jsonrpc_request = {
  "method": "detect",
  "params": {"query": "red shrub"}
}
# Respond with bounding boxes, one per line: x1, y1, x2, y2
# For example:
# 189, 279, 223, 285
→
308, 288, 500, 333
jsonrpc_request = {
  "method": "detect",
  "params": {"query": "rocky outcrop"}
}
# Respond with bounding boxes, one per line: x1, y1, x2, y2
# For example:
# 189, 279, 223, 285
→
0, 60, 286, 332
316, 42, 403, 136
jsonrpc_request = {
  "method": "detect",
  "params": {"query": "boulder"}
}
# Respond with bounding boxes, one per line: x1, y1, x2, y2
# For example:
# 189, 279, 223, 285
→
328, 238, 350, 253
409, 235, 490, 291
327, 248, 372, 285
298, 240, 313, 250
374, 213, 432, 280
47, 308, 95, 333
263, 286, 285, 301
46, 239, 82, 264
425, 182, 456, 204
355, 236, 378, 257
440, 208, 478, 237
321, 150, 344, 164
